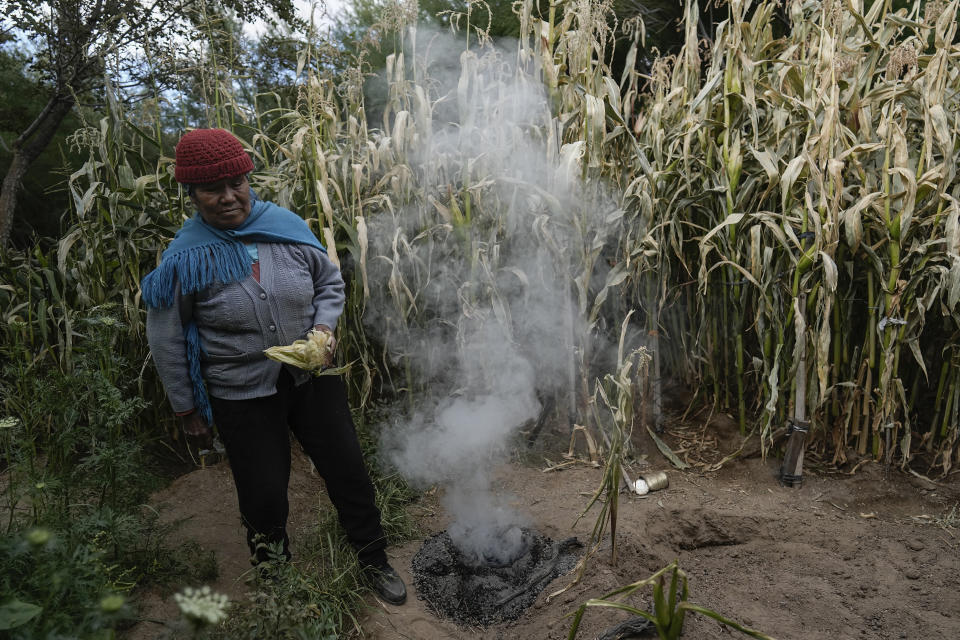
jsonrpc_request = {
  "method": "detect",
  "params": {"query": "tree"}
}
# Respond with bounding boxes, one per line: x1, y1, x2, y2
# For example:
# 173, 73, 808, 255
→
0, 43, 83, 242
0, 0, 300, 247
332, 0, 542, 125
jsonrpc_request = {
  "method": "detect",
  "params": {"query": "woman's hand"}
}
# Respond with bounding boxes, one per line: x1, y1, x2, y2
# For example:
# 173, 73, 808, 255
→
181, 411, 213, 448
313, 324, 336, 367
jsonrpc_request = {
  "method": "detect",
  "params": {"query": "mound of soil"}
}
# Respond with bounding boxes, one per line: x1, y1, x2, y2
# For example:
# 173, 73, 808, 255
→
412, 529, 581, 626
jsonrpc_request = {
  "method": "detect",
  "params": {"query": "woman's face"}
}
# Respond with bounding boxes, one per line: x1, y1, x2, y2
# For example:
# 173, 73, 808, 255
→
191, 175, 252, 229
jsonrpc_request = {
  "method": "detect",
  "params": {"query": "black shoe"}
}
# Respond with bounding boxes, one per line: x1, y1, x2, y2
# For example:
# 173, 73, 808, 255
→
367, 563, 407, 605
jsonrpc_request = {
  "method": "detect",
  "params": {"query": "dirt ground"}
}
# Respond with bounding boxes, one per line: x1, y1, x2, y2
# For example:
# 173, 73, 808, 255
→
130, 413, 960, 640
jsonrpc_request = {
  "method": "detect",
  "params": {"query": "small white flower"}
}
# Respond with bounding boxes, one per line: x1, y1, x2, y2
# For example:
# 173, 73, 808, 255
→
173, 585, 229, 627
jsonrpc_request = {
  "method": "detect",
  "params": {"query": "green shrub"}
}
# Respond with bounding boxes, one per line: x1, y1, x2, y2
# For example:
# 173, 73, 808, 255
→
0, 328, 219, 636
0, 527, 130, 639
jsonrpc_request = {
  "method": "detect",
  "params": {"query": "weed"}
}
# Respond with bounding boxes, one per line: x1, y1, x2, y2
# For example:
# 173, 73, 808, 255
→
0, 527, 130, 638
211, 540, 357, 640
0, 332, 219, 637
568, 560, 776, 640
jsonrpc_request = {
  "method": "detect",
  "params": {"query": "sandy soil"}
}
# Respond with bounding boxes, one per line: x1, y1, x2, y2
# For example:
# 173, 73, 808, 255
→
129, 415, 960, 640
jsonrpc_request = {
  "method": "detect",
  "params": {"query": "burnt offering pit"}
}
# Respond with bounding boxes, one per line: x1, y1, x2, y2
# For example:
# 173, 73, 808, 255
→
411, 527, 582, 627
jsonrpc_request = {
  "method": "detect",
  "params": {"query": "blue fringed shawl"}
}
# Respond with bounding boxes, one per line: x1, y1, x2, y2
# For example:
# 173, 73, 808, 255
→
142, 195, 326, 423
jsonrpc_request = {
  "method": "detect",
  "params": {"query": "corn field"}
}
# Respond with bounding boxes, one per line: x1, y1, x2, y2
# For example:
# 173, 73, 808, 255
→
2, 0, 959, 476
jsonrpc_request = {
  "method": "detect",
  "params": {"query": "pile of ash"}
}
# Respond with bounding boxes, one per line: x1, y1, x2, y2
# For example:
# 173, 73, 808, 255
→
411, 527, 582, 626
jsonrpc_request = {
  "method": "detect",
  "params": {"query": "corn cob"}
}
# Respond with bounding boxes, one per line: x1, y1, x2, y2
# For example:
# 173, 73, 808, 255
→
264, 329, 334, 372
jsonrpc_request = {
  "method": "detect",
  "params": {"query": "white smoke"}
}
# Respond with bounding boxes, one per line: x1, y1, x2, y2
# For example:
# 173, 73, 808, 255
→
368, 26, 617, 563
382, 321, 540, 562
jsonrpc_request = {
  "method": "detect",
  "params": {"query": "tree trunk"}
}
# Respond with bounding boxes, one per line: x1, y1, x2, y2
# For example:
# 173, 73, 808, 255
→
0, 95, 76, 248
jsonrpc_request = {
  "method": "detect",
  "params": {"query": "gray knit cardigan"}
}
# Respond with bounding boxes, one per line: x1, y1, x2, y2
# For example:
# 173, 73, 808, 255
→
146, 242, 344, 414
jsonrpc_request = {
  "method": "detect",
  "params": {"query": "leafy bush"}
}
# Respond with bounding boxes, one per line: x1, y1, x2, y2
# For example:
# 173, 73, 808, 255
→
1, 320, 151, 527
0, 527, 130, 638
0, 325, 218, 637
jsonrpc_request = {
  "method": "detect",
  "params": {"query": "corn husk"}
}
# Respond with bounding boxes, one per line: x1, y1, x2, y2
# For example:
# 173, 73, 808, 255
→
264, 329, 334, 372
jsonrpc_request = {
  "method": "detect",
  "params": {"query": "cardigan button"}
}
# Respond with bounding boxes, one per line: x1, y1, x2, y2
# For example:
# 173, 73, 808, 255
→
269, 324, 276, 331
259, 292, 267, 299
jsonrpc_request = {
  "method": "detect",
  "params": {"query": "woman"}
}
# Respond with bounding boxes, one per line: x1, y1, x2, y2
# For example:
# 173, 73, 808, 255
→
142, 128, 406, 605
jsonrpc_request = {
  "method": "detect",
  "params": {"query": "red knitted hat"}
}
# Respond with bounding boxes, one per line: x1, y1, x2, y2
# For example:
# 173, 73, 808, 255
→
174, 128, 254, 184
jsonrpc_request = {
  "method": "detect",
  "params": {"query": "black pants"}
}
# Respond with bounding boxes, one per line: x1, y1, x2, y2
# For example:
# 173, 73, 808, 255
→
210, 369, 387, 567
